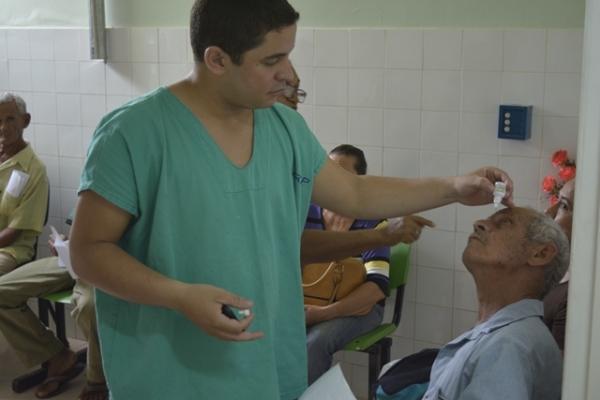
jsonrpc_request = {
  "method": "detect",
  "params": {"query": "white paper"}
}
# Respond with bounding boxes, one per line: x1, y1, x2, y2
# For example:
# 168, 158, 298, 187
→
50, 226, 77, 279
6, 170, 29, 198
299, 364, 357, 400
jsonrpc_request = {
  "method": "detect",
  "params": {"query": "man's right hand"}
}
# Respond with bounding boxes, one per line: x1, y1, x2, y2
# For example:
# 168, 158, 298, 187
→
173, 283, 264, 342
378, 215, 435, 245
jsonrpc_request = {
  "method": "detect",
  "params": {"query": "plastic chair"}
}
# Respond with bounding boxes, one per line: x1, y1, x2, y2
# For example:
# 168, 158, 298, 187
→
342, 243, 411, 400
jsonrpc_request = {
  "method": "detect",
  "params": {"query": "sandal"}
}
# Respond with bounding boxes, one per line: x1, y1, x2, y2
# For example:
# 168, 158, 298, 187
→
34, 362, 85, 398
79, 382, 109, 400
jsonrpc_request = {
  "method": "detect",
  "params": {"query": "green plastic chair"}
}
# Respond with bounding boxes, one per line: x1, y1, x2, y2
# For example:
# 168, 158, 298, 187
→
343, 242, 411, 400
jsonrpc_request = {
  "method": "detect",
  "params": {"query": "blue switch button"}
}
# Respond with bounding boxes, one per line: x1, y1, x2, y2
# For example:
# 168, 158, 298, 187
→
498, 105, 532, 140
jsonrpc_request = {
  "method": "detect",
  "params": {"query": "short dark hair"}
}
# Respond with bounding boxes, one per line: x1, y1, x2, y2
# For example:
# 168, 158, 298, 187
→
329, 144, 368, 175
190, 0, 300, 65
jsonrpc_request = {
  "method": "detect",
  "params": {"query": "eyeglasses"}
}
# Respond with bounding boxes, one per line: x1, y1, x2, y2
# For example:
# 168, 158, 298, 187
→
296, 89, 307, 104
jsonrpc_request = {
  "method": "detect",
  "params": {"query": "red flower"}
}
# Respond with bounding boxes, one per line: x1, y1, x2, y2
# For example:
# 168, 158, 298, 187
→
552, 150, 568, 167
559, 165, 576, 181
542, 175, 557, 193
549, 194, 559, 206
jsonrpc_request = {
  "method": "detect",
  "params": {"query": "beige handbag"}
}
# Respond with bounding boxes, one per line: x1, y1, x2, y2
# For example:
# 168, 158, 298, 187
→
302, 258, 366, 306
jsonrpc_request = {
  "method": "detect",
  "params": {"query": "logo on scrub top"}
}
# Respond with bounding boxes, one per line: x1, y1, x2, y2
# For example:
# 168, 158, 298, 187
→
292, 173, 311, 184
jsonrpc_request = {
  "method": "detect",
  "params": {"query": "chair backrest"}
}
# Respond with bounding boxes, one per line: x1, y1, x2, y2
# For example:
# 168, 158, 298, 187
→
388, 243, 411, 327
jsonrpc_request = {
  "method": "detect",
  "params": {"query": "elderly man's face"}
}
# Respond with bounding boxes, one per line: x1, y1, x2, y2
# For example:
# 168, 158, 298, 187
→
0, 101, 29, 149
463, 207, 535, 269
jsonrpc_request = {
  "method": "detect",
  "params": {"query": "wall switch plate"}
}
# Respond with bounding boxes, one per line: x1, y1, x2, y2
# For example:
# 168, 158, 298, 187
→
498, 105, 533, 140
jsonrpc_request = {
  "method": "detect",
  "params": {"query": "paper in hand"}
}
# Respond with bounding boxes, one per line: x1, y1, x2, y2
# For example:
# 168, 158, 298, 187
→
50, 226, 77, 279
298, 364, 356, 400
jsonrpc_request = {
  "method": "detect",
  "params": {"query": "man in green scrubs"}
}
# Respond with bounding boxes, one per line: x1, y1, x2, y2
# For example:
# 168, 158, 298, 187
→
70, 1, 514, 399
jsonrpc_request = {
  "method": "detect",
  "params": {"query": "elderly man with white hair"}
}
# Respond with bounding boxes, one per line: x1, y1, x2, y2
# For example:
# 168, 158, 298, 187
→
0, 92, 48, 274
422, 206, 569, 400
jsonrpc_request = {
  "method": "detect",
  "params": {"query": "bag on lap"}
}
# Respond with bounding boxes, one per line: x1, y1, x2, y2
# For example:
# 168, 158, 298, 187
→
302, 257, 365, 306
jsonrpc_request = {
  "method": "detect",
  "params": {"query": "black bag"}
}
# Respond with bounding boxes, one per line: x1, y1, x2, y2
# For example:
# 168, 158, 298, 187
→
377, 348, 439, 396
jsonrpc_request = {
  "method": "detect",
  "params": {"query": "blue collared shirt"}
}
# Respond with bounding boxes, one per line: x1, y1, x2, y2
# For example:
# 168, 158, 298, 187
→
423, 299, 562, 400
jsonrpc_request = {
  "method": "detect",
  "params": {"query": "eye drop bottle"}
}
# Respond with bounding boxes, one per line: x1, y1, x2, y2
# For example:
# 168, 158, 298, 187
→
493, 181, 506, 208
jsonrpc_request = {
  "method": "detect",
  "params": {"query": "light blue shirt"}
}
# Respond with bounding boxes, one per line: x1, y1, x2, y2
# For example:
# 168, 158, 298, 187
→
423, 299, 562, 400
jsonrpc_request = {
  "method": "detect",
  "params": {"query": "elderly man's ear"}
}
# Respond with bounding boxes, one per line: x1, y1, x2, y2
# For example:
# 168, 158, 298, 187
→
527, 243, 558, 267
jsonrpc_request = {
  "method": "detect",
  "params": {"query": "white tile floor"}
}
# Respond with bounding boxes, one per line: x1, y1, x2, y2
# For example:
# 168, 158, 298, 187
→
0, 338, 87, 400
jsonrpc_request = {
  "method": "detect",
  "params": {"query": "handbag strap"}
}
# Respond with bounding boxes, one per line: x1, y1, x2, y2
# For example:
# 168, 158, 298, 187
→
302, 261, 341, 288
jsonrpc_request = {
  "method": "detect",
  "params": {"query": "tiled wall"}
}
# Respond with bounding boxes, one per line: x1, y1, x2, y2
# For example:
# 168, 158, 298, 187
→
0, 26, 582, 398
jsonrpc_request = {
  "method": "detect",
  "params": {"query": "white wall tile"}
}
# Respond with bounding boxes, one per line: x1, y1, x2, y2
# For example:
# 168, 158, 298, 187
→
158, 63, 188, 87
59, 188, 78, 218
453, 271, 478, 311
462, 29, 503, 71
385, 29, 423, 70
404, 264, 418, 302
55, 61, 80, 93
314, 68, 347, 106
106, 95, 131, 113
130, 28, 158, 63
34, 124, 59, 156
416, 266, 454, 307
106, 63, 133, 95
458, 154, 498, 175
361, 146, 383, 176
0, 60, 8, 91
543, 73, 581, 117
59, 157, 84, 189
458, 113, 499, 155
158, 28, 188, 63
349, 29, 384, 68
383, 69, 422, 109
349, 68, 383, 107
32, 93, 57, 124
395, 300, 415, 338
421, 111, 459, 152
501, 72, 545, 111
414, 303, 453, 344
29, 29, 54, 60
314, 29, 348, 67
453, 309, 477, 337
80, 61, 106, 94
58, 125, 83, 157
348, 107, 383, 147
56, 94, 81, 126
416, 229, 455, 270
499, 156, 541, 199
390, 337, 415, 360
297, 105, 313, 130
107, 28, 131, 62
546, 29, 583, 73
503, 29, 546, 72
76, 29, 90, 61
456, 203, 496, 233
382, 148, 419, 178
8, 60, 31, 91
132, 63, 159, 95
424, 29, 462, 70
291, 28, 314, 67
31, 60, 56, 92
53, 29, 81, 61
0, 30, 7, 59
39, 155, 60, 188
313, 106, 347, 144
422, 70, 460, 111
81, 94, 106, 128
383, 109, 421, 149
7, 30, 30, 59
420, 151, 457, 177
462, 71, 502, 113
420, 204, 456, 233
542, 117, 578, 156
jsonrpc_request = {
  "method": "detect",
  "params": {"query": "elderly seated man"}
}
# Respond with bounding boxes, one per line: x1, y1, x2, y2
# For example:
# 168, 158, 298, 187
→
422, 207, 569, 400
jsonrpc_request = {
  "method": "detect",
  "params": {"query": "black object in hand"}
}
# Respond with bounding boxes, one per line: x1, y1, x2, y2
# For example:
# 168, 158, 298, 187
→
221, 304, 239, 320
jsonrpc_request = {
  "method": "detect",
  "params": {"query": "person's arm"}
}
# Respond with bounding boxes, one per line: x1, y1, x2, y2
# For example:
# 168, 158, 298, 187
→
312, 159, 514, 220
0, 227, 20, 248
301, 216, 434, 265
305, 281, 385, 326
70, 190, 263, 342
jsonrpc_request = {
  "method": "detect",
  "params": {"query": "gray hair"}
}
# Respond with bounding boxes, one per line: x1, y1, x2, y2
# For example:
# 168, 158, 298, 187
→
0, 92, 27, 115
524, 208, 570, 298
